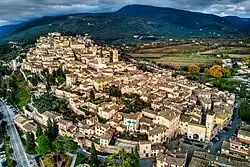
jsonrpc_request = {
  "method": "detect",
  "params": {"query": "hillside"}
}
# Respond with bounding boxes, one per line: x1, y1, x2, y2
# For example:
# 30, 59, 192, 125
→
224, 16, 250, 33
1, 4, 249, 44
0, 24, 20, 39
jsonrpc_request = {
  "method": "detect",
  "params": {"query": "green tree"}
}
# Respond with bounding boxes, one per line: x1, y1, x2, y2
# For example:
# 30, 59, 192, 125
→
63, 140, 78, 153
239, 100, 250, 122
75, 153, 85, 166
108, 86, 122, 98
58, 103, 67, 113
107, 153, 116, 167
36, 124, 43, 137
26, 132, 36, 154
36, 135, 52, 155
45, 119, 53, 141
90, 142, 98, 167
90, 90, 95, 102
52, 121, 59, 140
240, 84, 247, 98
52, 141, 64, 154
107, 150, 137, 167
134, 146, 140, 167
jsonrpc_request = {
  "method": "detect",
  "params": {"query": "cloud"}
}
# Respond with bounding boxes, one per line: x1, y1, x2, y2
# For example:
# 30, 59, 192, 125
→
0, 0, 249, 26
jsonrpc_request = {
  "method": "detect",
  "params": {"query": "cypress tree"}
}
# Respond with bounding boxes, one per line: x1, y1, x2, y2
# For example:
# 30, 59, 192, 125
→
36, 124, 43, 137
90, 142, 98, 167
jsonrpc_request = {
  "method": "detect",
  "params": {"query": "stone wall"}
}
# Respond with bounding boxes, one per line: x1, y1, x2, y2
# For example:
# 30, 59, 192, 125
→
83, 139, 133, 154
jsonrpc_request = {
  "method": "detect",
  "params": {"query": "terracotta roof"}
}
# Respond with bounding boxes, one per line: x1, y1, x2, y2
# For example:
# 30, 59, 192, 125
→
149, 125, 168, 136
140, 117, 152, 124
156, 153, 186, 166
180, 115, 192, 123
158, 109, 180, 121
190, 151, 250, 167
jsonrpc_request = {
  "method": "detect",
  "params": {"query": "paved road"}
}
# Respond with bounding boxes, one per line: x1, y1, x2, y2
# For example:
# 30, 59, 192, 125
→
0, 100, 30, 167
210, 100, 241, 153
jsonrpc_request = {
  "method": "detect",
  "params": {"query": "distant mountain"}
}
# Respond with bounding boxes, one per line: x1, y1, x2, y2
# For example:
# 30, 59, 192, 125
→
117, 5, 234, 30
1, 4, 249, 44
0, 24, 20, 39
224, 16, 250, 33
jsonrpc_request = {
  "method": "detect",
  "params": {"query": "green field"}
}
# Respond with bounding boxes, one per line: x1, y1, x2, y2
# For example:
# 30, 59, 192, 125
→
156, 54, 219, 63
133, 54, 220, 67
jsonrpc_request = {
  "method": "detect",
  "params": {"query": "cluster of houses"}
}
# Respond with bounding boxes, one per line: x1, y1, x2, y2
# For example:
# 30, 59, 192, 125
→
221, 122, 250, 160
13, 33, 250, 166
222, 58, 250, 74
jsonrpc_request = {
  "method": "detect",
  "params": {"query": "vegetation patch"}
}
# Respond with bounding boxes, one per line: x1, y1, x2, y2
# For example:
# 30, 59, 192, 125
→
118, 93, 150, 113
119, 132, 148, 141
42, 154, 72, 167
33, 93, 68, 113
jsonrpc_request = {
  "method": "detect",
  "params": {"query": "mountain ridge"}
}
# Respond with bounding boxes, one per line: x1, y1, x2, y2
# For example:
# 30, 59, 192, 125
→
0, 4, 249, 44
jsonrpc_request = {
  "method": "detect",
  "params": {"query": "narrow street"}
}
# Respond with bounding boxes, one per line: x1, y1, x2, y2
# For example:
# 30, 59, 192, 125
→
210, 100, 241, 153
0, 100, 30, 167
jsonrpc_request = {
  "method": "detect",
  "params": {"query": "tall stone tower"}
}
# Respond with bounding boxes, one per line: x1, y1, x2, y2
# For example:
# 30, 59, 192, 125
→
66, 74, 72, 88
205, 112, 215, 141
112, 49, 119, 62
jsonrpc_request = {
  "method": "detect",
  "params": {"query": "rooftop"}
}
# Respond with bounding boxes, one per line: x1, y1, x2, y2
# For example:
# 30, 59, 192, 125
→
190, 151, 250, 167
149, 125, 168, 136
43, 111, 62, 120
157, 153, 186, 166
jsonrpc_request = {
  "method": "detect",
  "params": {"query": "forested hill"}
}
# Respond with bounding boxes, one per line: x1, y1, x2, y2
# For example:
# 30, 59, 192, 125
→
1, 4, 249, 44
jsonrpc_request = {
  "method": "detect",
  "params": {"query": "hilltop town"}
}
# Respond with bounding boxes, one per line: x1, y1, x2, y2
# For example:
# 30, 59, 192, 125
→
1, 33, 250, 167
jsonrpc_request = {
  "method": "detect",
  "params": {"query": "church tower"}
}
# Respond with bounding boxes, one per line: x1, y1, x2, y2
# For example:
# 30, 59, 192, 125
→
112, 49, 119, 62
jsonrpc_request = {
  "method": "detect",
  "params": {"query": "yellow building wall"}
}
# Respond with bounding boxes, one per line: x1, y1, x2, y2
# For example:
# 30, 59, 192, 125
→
98, 81, 110, 91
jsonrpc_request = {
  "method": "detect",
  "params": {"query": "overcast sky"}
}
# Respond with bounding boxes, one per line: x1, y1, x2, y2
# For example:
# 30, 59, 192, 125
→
0, 0, 250, 26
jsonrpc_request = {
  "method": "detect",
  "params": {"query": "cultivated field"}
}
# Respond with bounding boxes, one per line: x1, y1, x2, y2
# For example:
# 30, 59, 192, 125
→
200, 47, 250, 55
150, 54, 219, 67
128, 43, 249, 68
129, 53, 220, 67
129, 53, 162, 58
227, 54, 250, 58
133, 44, 208, 54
